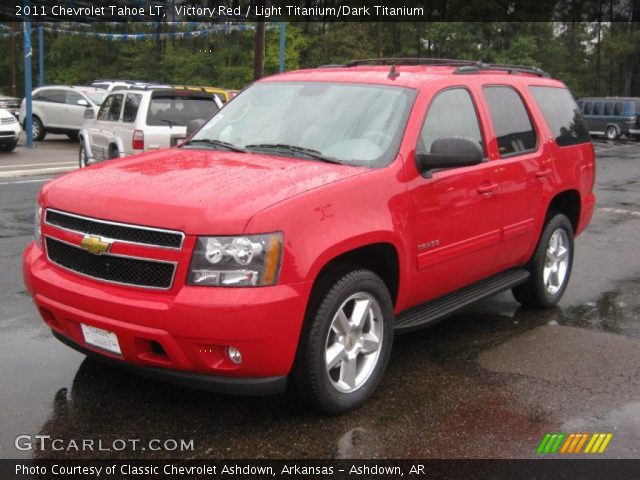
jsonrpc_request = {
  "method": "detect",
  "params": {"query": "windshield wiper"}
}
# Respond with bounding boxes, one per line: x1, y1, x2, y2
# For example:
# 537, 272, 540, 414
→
183, 138, 247, 153
160, 118, 173, 129
244, 143, 342, 164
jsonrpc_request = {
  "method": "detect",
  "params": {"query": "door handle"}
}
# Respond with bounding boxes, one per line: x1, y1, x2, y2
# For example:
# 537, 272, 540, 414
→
477, 183, 498, 196
536, 169, 552, 180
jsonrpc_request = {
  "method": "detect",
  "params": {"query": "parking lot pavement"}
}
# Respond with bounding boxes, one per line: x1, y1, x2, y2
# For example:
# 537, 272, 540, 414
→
0, 135, 78, 178
0, 140, 639, 460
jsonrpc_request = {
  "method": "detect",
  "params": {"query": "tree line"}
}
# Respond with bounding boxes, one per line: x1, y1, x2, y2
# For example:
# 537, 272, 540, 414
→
0, 20, 638, 99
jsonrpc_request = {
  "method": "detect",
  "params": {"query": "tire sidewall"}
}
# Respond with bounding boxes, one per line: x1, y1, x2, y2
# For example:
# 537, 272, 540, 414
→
79, 143, 87, 168
606, 125, 618, 140
296, 269, 394, 413
530, 214, 574, 307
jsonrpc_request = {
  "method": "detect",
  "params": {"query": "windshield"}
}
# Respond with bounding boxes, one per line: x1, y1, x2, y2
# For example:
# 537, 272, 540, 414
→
188, 82, 416, 168
87, 91, 108, 106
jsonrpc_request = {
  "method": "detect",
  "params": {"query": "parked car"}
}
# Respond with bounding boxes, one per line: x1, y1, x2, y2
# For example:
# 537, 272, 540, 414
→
79, 87, 223, 167
0, 108, 20, 152
91, 79, 161, 91
0, 90, 21, 118
170, 85, 232, 103
24, 59, 595, 413
577, 96, 640, 140
19, 86, 108, 141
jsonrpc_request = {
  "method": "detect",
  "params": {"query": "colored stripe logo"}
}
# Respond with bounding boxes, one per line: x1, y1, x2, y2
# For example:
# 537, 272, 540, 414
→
537, 433, 613, 455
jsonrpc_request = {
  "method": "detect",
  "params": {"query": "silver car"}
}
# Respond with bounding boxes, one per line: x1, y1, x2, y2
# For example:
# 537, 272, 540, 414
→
19, 86, 107, 141
79, 88, 222, 167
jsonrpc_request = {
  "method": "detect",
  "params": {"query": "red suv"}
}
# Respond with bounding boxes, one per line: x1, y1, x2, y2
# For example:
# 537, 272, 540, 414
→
23, 60, 595, 413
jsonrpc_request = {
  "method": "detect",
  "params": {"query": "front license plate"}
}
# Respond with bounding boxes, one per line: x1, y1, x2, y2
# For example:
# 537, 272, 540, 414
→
81, 324, 122, 355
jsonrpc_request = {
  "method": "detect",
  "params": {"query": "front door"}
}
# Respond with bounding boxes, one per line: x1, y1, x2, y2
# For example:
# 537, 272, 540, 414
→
407, 87, 502, 303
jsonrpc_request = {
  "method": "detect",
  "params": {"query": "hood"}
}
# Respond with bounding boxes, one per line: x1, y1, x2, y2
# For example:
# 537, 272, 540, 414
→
43, 148, 367, 234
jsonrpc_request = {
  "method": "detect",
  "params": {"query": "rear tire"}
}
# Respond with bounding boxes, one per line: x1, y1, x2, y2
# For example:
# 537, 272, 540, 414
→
108, 145, 119, 159
0, 141, 17, 152
293, 268, 394, 414
79, 143, 88, 168
605, 125, 619, 140
512, 213, 574, 308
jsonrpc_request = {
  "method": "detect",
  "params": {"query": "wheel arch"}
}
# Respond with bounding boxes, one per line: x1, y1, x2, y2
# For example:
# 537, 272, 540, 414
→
547, 189, 581, 234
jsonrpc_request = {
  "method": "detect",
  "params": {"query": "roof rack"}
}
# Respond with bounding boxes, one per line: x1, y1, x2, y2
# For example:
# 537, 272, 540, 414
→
454, 63, 550, 78
336, 58, 550, 78
345, 57, 479, 67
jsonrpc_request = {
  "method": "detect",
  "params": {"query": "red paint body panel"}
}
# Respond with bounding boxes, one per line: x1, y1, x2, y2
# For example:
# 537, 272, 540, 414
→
23, 65, 596, 386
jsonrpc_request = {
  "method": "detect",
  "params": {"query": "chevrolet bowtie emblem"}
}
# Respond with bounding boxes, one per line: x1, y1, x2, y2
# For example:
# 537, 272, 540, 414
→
80, 235, 112, 255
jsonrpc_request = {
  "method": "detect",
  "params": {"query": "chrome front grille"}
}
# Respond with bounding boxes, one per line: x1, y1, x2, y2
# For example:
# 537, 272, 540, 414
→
46, 237, 176, 289
45, 209, 184, 249
44, 209, 183, 289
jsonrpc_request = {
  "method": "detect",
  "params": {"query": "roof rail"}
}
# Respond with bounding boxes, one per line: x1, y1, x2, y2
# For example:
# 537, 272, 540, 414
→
338, 58, 550, 78
345, 57, 479, 67
454, 63, 550, 78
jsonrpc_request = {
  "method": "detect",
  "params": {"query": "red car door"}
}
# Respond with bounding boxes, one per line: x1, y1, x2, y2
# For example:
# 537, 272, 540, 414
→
405, 86, 503, 304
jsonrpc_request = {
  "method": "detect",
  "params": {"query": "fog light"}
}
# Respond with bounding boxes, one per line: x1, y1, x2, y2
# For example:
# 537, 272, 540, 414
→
227, 346, 242, 364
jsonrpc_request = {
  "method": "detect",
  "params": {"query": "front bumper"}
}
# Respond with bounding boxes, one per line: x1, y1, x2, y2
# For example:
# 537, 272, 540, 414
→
0, 124, 20, 144
23, 242, 312, 395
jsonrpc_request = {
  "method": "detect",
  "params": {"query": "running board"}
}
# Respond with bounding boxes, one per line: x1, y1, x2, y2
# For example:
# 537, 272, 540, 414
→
395, 269, 530, 332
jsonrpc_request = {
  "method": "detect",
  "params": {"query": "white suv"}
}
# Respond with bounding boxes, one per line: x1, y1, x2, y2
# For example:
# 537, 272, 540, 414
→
19, 86, 107, 141
79, 88, 222, 167
0, 108, 20, 152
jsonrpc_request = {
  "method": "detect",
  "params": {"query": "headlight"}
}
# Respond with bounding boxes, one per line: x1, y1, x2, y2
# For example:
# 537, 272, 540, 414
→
34, 204, 43, 249
188, 233, 283, 287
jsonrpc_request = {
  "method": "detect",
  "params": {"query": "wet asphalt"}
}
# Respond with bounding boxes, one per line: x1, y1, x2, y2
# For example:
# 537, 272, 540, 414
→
0, 138, 639, 459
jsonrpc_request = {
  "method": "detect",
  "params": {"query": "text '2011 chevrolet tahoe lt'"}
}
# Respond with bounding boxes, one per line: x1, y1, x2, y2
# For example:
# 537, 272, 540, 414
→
24, 60, 596, 413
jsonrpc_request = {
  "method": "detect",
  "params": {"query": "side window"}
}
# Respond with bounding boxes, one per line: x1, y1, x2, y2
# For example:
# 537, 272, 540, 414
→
65, 91, 84, 106
613, 102, 623, 116
418, 88, 483, 154
593, 102, 603, 115
122, 94, 142, 123
97, 96, 114, 121
530, 86, 591, 147
483, 86, 536, 157
107, 94, 124, 121
584, 101, 593, 115
41, 89, 66, 104
604, 102, 613, 116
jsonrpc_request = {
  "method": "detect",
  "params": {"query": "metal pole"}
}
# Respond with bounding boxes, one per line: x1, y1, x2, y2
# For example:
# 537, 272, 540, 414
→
38, 25, 44, 86
279, 22, 286, 73
23, 6, 33, 147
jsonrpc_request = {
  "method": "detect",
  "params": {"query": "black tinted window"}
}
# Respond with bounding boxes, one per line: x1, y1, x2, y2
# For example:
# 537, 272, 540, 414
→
97, 96, 113, 121
604, 102, 613, 115
483, 86, 536, 157
419, 88, 483, 154
614, 102, 623, 116
584, 102, 593, 115
593, 103, 603, 115
123, 93, 142, 123
530, 86, 591, 147
107, 94, 123, 121
146, 94, 219, 127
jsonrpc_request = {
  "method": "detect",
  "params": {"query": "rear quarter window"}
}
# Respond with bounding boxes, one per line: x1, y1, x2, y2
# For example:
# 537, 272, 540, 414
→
530, 86, 591, 147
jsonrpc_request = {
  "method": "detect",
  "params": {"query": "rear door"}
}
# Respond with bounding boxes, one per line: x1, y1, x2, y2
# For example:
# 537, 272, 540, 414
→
91, 94, 123, 159
62, 90, 89, 130
479, 84, 545, 269
36, 88, 67, 128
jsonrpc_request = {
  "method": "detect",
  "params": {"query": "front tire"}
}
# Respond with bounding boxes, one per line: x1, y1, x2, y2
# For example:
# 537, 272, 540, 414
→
29, 116, 46, 141
513, 213, 574, 308
293, 269, 394, 413
0, 141, 17, 152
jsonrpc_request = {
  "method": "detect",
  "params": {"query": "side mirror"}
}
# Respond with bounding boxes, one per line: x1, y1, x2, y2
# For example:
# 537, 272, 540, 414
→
186, 119, 205, 137
416, 136, 483, 174
77, 99, 89, 107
